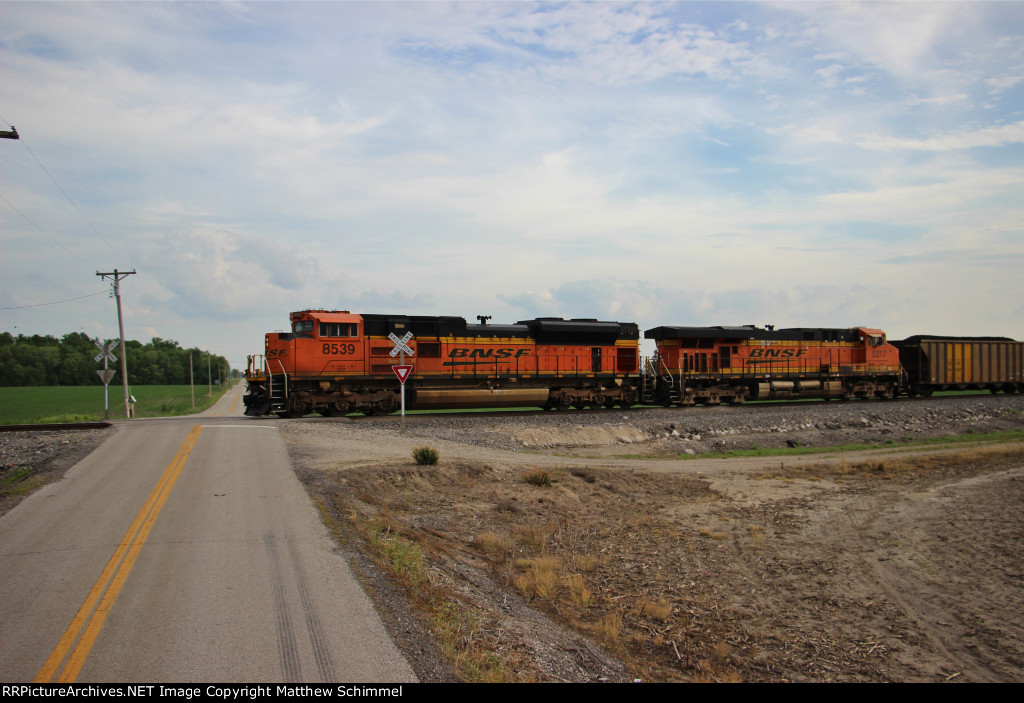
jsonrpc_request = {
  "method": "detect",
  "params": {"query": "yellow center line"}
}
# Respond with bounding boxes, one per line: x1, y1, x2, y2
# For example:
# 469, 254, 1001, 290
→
205, 387, 240, 418
34, 425, 203, 683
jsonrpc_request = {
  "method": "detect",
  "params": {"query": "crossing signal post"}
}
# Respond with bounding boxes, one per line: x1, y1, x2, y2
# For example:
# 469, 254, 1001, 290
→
94, 339, 117, 419
389, 331, 415, 431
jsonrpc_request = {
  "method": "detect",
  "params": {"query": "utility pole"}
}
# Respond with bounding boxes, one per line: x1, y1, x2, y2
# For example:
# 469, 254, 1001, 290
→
96, 269, 136, 418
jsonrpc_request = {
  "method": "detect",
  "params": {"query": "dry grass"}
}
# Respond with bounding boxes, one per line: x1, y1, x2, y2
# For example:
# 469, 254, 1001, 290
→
475, 532, 511, 556
513, 521, 557, 551
596, 612, 623, 645
566, 573, 593, 608
759, 444, 1024, 481
523, 468, 552, 487
638, 597, 673, 621
514, 556, 561, 598
698, 526, 729, 540
747, 525, 765, 548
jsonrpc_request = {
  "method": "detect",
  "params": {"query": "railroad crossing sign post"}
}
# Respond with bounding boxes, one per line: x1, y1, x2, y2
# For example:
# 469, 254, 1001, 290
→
389, 331, 415, 431
94, 339, 117, 419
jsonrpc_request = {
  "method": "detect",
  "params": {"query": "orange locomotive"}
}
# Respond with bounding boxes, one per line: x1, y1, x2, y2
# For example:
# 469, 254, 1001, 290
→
244, 310, 641, 417
644, 325, 902, 405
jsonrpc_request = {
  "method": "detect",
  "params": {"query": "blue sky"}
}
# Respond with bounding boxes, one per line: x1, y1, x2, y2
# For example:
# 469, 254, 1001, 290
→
2, 1, 1022, 369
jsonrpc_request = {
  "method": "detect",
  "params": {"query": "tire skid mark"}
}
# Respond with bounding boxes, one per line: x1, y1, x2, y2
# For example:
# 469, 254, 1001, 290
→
286, 538, 337, 681
264, 534, 301, 681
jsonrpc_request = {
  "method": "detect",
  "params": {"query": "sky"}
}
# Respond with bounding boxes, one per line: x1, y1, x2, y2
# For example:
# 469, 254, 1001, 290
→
2, 1, 1022, 369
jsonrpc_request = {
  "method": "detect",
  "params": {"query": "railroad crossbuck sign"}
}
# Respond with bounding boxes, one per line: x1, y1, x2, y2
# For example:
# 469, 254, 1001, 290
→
94, 339, 117, 364
388, 331, 414, 357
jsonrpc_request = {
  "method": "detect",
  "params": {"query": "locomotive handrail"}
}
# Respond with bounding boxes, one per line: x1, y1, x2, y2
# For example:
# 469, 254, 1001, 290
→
274, 359, 289, 400
246, 354, 267, 381
658, 356, 675, 386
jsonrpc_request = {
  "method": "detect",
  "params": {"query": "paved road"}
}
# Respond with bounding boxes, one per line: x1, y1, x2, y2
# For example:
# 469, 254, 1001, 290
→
0, 384, 416, 683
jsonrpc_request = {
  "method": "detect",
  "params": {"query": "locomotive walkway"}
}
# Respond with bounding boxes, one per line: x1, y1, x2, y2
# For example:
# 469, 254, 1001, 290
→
0, 384, 415, 683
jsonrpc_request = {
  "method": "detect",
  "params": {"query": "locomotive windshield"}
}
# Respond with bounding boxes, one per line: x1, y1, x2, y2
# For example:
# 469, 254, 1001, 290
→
292, 320, 314, 333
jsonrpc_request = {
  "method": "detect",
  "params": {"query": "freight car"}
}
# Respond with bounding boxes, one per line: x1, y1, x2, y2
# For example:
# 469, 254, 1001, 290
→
644, 325, 902, 405
892, 336, 1023, 396
243, 309, 641, 417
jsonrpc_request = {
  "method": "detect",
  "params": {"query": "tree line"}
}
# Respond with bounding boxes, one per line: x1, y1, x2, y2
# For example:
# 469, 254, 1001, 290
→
0, 331, 235, 387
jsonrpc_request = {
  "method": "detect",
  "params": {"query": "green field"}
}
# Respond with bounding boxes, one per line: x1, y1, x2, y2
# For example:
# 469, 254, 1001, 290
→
0, 383, 235, 424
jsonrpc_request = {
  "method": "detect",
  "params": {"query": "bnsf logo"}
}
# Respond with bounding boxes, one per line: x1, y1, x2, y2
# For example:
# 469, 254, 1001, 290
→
449, 348, 530, 359
748, 348, 808, 358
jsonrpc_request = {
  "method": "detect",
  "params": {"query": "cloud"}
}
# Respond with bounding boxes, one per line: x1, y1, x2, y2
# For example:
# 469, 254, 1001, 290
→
854, 121, 1024, 151
132, 228, 328, 321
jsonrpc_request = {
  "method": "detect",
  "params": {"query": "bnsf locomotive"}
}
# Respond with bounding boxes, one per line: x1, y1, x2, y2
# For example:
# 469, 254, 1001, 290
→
244, 310, 1023, 417
244, 310, 642, 417
644, 325, 902, 405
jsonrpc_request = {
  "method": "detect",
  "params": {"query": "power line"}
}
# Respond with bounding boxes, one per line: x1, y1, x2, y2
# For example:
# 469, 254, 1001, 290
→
18, 138, 129, 266
0, 115, 129, 267
0, 192, 90, 265
0, 289, 108, 310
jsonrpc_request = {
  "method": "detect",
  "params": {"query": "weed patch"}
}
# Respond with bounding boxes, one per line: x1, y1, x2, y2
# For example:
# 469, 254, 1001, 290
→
412, 446, 439, 465
523, 468, 552, 487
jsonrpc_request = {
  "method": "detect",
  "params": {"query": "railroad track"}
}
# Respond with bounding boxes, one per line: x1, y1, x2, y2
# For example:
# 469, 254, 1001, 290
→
0, 421, 112, 433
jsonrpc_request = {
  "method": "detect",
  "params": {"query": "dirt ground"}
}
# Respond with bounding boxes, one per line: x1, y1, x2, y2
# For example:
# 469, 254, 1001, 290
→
282, 397, 1024, 683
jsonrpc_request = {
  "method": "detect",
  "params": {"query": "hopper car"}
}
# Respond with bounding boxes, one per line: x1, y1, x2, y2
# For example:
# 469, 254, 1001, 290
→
892, 336, 1022, 396
243, 310, 1023, 417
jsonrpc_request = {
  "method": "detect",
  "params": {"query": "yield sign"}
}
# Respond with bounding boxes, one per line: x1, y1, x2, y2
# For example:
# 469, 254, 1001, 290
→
392, 365, 413, 384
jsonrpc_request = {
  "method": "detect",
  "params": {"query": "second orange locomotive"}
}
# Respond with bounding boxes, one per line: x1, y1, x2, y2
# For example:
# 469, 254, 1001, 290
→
645, 325, 901, 405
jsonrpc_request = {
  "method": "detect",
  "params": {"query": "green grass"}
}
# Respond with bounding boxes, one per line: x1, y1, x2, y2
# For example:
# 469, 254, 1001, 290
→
0, 467, 46, 498
0, 384, 234, 424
